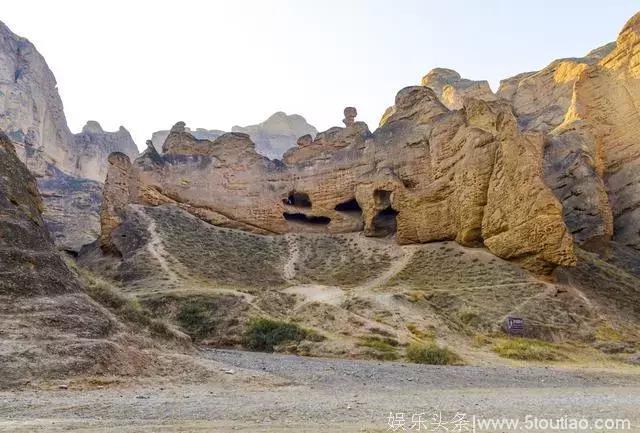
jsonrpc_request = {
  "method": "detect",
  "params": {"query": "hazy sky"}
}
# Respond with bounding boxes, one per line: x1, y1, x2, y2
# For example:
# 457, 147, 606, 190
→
2, 1, 638, 148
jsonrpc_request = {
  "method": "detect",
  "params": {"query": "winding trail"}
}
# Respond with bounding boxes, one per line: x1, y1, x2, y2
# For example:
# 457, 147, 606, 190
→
283, 234, 299, 281
133, 207, 180, 284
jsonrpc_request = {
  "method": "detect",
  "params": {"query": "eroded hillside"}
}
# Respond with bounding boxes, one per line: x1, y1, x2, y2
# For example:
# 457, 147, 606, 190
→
80, 204, 640, 365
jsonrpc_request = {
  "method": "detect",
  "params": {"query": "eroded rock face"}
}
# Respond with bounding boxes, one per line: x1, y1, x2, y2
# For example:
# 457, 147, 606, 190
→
101, 91, 575, 273
497, 43, 615, 132
0, 131, 122, 386
421, 68, 497, 110
38, 165, 103, 252
558, 12, 640, 250
0, 21, 139, 251
150, 127, 225, 154
73, 121, 138, 182
0, 20, 76, 176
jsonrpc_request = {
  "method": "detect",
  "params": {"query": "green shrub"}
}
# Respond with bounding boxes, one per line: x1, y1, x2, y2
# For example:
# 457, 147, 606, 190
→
406, 342, 460, 365
79, 268, 178, 341
358, 336, 400, 361
492, 338, 565, 361
244, 318, 309, 352
177, 301, 218, 340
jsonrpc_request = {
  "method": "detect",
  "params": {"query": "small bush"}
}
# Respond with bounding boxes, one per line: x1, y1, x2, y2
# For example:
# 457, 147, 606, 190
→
244, 318, 310, 352
79, 269, 178, 341
406, 342, 460, 365
177, 302, 218, 340
492, 338, 565, 361
358, 336, 400, 361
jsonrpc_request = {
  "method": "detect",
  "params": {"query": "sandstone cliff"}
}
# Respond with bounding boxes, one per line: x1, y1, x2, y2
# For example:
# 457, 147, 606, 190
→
0, 20, 75, 176
421, 68, 497, 110
0, 21, 140, 251
554, 12, 640, 251
497, 43, 616, 132
101, 90, 574, 273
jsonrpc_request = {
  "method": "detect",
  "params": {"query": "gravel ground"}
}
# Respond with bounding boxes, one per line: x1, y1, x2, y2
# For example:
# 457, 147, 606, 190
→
1, 349, 640, 432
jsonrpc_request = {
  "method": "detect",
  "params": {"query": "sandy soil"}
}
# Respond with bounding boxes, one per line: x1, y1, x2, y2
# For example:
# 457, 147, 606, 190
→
2, 349, 640, 432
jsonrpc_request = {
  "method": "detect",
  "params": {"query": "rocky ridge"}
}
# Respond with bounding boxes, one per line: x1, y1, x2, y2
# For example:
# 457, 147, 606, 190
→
101, 92, 574, 273
0, 20, 139, 251
151, 112, 317, 160
0, 131, 164, 388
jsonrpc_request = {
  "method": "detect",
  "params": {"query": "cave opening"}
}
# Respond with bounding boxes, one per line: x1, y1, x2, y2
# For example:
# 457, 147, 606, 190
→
334, 198, 362, 213
372, 206, 398, 236
282, 191, 312, 208
371, 189, 398, 236
283, 212, 331, 225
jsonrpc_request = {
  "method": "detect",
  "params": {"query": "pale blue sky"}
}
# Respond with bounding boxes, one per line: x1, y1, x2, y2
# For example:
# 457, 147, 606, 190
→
3, 1, 638, 147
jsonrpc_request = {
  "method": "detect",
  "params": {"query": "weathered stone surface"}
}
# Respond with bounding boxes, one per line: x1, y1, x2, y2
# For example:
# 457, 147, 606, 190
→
100, 152, 134, 253
0, 20, 75, 176
421, 68, 497, 110
101, 94, 574, 273
543, 123, 613, 249
0, 131, 192, 387
73, 121, 138, 182
557, 12, 640, 250
151, 126, 225, 154
0, 21, 139, 251
38, 165, 103, 252
497, 43, 615, 132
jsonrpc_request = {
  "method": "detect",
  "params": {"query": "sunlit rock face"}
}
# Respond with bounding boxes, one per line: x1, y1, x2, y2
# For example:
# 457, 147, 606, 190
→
421, 68, 497, 110
497, 43, 616, 133
101, 88, 575, 274
555, 12, 640, 250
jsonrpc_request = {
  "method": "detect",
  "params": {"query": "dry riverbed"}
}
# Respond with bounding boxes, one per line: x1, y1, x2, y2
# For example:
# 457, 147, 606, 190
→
1, 349, 640, 432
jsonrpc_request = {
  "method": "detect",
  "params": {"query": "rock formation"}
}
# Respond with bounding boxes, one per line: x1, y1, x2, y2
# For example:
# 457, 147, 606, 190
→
72, 121, 138, 182
101, 91, 575, 273
498, 43, 616, 132
553, 12, 640, 250
150, 127, 225, 154
0, 20, 75, 176
0, 131, 147, 387
150, 112, 317, 160
421, 68, 497, 110
0, 21, 139, 251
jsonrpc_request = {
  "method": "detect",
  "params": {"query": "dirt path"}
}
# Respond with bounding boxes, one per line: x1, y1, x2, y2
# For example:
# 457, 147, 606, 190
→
134, 207, 180, 284
358, 245, 418, 290
2, 349, 640, 432
283, 234, 299, 281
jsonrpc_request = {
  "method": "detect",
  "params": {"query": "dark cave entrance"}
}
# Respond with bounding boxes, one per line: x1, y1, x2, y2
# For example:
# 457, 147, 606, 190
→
371, 189, 398, 237
334, 198, 362, 214
282, 191, 312, 208
283, 212, 331, 225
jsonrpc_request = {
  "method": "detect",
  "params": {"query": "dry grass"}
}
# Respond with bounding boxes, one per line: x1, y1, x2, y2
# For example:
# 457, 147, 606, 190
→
492, 337, 566, 361
406, 342, 461, 365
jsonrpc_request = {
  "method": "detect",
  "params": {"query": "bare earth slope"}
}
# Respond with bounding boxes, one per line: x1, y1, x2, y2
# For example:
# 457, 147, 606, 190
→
81, 204, 640, 365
